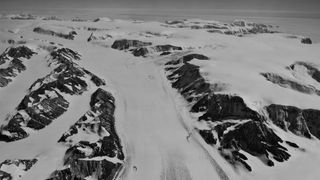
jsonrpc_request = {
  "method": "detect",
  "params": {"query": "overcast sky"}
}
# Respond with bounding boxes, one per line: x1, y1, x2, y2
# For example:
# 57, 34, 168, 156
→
2, 0, 320, 12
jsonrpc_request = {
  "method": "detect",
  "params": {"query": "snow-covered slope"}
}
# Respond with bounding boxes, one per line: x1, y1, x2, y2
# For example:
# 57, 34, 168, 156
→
0, 14, 319, 180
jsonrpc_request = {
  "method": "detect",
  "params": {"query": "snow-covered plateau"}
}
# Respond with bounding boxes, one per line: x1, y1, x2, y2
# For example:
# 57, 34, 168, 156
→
0, 14, 320, 180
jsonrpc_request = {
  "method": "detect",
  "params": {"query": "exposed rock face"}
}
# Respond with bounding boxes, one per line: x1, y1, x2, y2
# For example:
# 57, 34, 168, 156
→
132, 47, 149, 57
48, 88, 124, 180
153, 45, 182, 52
302, 110, 320, 138
232, 20, 273, 34
192, 94, 262, 122
261, 72, 320, 96
267, 104, 320, 139
0, 48, 105, 142
165, 54, 294, 171
132, 44, 182, 57
0, 159, 37, 180
72, 17, 88, 22
49, 47, 81, 64
33, 27, 77, 40
301, 37, 312, 44
220, 121, 289, 167
7, 39, 15, 44
112, 39, 182, 57
111, 39, 152, 50
0, 46, 36, 87
0, 89, 69, 142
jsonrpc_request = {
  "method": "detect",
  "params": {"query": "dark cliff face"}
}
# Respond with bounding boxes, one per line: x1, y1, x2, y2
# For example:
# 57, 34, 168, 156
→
261, 62, 320, 139
267, 104, 320, 139
164, 54, 300, 171
48, 88, 124, 180
0, 48, 105, 142
0, 46, 37, 87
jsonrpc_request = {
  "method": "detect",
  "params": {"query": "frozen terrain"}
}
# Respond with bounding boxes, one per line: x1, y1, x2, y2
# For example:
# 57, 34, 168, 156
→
0, 13, 319, 180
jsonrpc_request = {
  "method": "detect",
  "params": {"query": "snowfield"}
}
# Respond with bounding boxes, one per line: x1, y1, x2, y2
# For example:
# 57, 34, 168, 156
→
0, 14, 320, 180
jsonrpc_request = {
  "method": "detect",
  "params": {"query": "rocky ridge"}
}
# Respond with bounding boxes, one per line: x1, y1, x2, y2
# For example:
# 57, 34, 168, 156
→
111, 39, 182, 57
0, 47, 105, 142
164, 53, 319, 171
163, 19, 276, 36
47, 88, 124, 180
0, 47, 123, 180
0, 46, 37, 87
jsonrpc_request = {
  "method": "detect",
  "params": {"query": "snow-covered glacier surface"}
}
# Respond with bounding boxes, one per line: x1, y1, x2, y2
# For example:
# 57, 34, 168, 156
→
0, 14, 319, 180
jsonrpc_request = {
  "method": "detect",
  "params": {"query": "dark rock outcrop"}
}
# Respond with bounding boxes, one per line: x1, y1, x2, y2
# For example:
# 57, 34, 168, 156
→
302, 109, 320, 138
219, 120, 289, 169
42, 16, 63, 21
132, 47, 149, 57
111, 39, 152, 50
132, 44, 182, 57
267, 103, 320, 139
153, 45, 182, 52
267, 104, 312, 138
111, 39, 182, 57
301, 37, 312, 44
33, 27, 77, 40
48, 88, 124, 180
